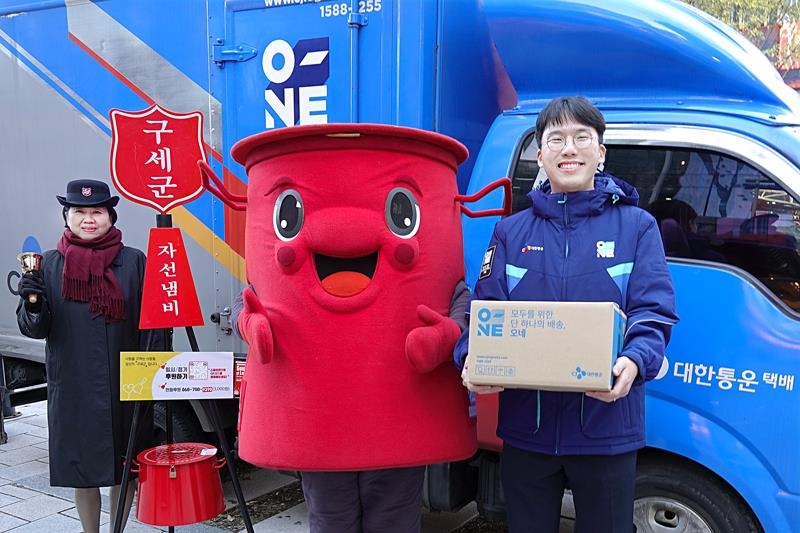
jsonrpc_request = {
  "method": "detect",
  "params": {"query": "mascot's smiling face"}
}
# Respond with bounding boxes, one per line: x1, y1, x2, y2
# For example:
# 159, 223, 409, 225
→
266, 175, 424, 312
235, 125, 466, 315
310, 184, 420, 297
248, 163, 431, 313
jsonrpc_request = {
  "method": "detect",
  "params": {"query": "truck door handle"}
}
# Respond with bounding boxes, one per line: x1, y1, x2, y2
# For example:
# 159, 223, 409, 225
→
210, 307, 233, 335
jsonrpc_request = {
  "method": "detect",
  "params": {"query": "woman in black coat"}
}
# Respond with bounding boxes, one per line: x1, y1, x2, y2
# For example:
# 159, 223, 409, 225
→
17, 179, 160, 533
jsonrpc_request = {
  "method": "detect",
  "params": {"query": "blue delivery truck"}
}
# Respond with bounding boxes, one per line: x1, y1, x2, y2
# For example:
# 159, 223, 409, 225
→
1, 0, 799, 531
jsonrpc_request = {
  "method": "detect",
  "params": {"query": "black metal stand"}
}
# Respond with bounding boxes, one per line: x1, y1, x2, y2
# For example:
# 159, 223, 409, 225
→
113, 213, 253, 533
114, 402, 144, 533
0, 357, 7, 445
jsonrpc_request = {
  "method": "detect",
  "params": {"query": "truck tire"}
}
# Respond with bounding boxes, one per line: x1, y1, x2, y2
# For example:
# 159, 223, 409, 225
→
1, 356, 47, 407
153, 401, 209, 445
634, 457, 763, 533
3, 357, 46, 390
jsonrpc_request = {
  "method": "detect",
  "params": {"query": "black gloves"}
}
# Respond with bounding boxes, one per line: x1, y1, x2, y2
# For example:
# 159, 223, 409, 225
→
18, 271, 46, 312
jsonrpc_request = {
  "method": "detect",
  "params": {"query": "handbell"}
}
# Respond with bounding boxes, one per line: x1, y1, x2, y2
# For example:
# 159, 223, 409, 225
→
17, 249, 43, 304
17, 251, 42, 274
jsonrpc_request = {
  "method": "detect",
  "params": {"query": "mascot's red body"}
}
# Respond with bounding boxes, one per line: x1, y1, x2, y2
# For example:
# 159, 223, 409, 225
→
217, 124, 476, 470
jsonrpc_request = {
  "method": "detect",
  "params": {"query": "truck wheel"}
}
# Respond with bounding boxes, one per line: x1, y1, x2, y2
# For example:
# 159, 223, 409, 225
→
153, 401, 209, 445
634, 458, 762, 533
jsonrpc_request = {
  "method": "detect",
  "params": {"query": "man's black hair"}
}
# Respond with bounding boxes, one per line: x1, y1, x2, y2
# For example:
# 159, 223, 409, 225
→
535, 96, 606, 148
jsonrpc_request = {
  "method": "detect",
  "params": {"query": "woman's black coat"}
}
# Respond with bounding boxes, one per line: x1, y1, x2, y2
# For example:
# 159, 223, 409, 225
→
17, 247, 161, 487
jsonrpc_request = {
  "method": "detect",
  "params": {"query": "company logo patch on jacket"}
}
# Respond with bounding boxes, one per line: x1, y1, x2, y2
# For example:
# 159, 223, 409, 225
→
596, 240, 615, 258
479, 245, 496, 280
521, 244, 544, 253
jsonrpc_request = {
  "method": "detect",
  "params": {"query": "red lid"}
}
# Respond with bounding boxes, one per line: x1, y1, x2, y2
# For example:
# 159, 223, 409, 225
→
137, 443, 218, 466
230, 123, 468, 174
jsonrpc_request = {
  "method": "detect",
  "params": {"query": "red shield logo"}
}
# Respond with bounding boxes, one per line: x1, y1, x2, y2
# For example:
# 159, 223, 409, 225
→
109, 104, 206, 213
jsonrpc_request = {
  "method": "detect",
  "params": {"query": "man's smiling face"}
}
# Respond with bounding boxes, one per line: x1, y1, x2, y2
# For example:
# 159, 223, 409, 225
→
537, 121, 606, 193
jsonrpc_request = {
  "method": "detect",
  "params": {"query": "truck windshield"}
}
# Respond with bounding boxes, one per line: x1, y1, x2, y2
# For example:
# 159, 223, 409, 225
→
511, 137, 800, 312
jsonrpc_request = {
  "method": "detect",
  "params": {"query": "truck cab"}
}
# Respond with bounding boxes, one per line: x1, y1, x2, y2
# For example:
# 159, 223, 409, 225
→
459, 1, 800, 531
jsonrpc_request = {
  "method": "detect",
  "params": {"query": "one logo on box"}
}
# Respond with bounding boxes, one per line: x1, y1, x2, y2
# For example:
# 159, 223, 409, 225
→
476, 307, 505, 336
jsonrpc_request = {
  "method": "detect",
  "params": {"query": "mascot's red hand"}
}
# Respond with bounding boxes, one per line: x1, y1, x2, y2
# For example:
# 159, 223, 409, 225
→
239, 287, 274, 364
405, 304, 461, 373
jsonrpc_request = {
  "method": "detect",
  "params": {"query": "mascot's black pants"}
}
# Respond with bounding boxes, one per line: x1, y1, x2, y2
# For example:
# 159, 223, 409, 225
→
301, 466, 426, 533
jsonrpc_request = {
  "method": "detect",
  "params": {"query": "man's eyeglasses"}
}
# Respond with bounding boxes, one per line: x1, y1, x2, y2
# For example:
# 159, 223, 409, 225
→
544, 134, 596, 151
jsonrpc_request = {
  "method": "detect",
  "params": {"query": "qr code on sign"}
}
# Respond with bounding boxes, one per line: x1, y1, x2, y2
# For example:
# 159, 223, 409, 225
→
189, 361, 209, 380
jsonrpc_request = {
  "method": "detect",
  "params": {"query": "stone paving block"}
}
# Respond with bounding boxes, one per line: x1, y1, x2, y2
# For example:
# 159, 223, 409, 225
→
82, 511, 170, 533
0, 511, 26, 532
0, 445, 48, 466
5, 512, 83, 533
0, 492, 20, 508
11, 402, 45, 415
0, 483, 44, 500
1, 493, 73, 521
15, 473, 73, 500
103, 520, 167, 533
18, 415, 48, 429
31, 441, 49, 451
422, 502, 478, 532
24, 426, 48, 440
0, 433, 45, 451
0, 460, 50, 481
56, 505, 80, 522
60, 495, 167, 532
14, 401, 46, 415
223, 468, 295, 509
8, 408, 48, 428
2, 421, 41, 438
59, 506, 116, 526
177, 521, 229, 532
248, 502, 308, 533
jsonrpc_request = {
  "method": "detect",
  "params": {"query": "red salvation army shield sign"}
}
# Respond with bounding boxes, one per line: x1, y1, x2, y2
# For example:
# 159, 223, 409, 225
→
110, 104, 206, 213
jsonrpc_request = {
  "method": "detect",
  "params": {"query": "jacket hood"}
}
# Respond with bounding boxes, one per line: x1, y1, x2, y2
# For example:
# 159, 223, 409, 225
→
529, 172, 640, 219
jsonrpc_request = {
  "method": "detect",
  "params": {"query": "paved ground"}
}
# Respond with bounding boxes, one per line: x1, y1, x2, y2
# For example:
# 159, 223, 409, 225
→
0, 401, 480, 533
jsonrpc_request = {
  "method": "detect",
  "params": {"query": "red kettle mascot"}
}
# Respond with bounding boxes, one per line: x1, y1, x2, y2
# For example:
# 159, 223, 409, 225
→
201, 124, 509, 531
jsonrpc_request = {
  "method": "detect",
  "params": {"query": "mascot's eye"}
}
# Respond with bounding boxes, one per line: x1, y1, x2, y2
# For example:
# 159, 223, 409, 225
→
273, 189, 304, 241
385, 187, 420, 238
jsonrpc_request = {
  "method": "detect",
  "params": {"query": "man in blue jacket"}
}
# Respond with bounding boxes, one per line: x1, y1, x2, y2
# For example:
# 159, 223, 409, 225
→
454, 96, 678, 533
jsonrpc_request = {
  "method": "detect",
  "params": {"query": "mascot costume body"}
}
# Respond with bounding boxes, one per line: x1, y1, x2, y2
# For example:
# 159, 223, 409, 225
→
200, 124, 508, 531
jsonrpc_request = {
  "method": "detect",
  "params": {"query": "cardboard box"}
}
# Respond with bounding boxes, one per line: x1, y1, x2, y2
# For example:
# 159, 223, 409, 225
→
466, 300, 626, 391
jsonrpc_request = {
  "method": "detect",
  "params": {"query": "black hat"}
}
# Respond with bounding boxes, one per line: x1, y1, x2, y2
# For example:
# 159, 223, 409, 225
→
57, 179, 120, 208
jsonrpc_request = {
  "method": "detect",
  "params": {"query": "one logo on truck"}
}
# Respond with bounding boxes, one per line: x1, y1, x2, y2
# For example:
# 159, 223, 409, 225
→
263, 37, 329, 129
476, 307, 505, 337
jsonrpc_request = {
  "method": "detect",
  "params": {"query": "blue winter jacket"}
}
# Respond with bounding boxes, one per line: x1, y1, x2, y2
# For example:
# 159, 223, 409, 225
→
454, 173, 678, 455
